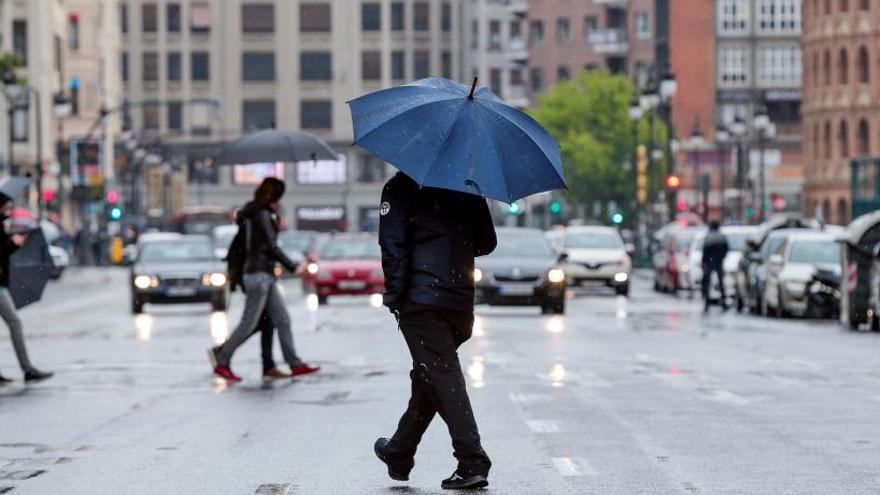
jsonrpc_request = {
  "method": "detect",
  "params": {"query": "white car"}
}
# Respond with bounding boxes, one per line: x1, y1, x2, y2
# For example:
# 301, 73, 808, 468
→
763, 231, 842, 318
211, 224, 238, 260
48, 245, 70, 279
561, 226, 631, 295
686, 225, 760, 298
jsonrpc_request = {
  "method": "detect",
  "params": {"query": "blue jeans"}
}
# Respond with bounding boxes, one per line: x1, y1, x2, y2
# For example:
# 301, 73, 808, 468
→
217, 272, 300, 367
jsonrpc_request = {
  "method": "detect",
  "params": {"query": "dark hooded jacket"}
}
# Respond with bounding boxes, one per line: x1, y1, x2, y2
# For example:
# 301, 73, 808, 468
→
701, 230, 729, 269
379, 172, 497, 312
237, 201, 298, 275
0, 216, 18, 288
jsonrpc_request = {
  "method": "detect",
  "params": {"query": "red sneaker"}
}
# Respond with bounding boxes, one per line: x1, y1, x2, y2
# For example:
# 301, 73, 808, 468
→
291, 363, 320, 377
213, 365, 242, 382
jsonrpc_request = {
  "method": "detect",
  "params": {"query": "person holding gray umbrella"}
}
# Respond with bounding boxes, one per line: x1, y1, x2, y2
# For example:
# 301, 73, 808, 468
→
0, 192, 52, 384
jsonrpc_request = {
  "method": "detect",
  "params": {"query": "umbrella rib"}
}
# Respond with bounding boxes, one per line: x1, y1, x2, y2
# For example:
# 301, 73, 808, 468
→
477, 108, 514, 203
351, 95, 462, 147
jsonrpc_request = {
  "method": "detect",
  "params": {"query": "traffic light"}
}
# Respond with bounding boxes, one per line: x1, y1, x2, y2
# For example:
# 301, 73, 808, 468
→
611, 212, 624, 225
508, 202, 521, 215
549, 200, 562, 214
666, 174, 681, 190
108, 206, 124, 221
106, 189, 119, 203
636, 145, 648, 205
745, 205, 755, 218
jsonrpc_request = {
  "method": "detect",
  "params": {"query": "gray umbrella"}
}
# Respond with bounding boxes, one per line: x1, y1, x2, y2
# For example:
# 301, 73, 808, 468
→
0, 176, 31, 200
213, 129, 337, 165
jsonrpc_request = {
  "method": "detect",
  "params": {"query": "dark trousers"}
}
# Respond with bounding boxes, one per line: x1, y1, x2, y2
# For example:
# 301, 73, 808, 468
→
388, 303, 491, 476
254, 310, 276, 372
702, 263, 726, 306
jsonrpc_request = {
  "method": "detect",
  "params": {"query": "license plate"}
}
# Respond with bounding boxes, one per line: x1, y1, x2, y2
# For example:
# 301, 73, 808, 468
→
498, 283, 534, 296
167, 287, 197, 296
338, 280, 366, 290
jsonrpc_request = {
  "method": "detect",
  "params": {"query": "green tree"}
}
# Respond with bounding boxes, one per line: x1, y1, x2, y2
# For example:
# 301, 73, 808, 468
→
0, 54, 25, 85
529, 70, 668, 225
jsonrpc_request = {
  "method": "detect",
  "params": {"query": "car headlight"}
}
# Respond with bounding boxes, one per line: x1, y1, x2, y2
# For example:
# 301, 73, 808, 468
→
473, 268, 483, 283
307, 263, 319, 275
134, 275, 156, 289
548, 268, 565, 283
680, 264, 690, 273
209, 272, 227, 287
614, 272, 628, 283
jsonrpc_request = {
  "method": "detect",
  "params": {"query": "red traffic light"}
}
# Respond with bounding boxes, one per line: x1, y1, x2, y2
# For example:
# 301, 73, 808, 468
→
106, 189, 119, 203
42, 189, 56, 203
666, 174, 681, 190
677, 199, 689, 212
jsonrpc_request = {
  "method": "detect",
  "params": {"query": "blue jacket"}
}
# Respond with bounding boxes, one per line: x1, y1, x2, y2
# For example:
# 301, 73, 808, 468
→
379, 173, 496, 312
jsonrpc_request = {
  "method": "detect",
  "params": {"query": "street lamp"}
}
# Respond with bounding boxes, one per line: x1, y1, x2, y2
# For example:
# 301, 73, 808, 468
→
659, 71, 678, 101
715, 126, 731, 221
752, 108, 773, 223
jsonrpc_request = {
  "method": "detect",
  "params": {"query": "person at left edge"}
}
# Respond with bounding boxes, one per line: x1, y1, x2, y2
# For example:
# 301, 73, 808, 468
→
212, 178, 320, 382
0, 193, 53, 384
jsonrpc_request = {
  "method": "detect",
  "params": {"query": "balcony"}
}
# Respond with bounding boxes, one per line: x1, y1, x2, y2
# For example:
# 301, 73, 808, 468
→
502, 0, 527, 17
587, 28, 628, 55
508, 37, 528, 64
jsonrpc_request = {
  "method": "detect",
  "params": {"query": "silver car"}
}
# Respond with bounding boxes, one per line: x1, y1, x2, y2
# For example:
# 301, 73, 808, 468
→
763, 232, 842, 318
562, 226, 631, 296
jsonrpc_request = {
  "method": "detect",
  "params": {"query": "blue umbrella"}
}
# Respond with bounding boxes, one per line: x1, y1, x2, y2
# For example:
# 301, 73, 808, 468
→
348, 77, 565, 203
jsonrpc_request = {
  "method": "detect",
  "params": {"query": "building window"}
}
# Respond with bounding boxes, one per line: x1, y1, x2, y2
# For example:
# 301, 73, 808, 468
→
557, 66, 570, 80
813, 123, 820, 159
301, 100, 332, 129
441, 2, 452, 32
358, 154, 386, 183
190, 2, 211, 34
191, 51, 210, 81
489, 21, 502, 51
824, 0, 831, 14
471, 20, 479, 48
143, 102, 160, 130
414, 50, 430, 79
167, 52, 181, 81
718, 45, 749, 86
242, 4, 274, 32
243, 52, 276, 81
857, 46, 869, 83
391, 2, 405, 31
300, 52, 332, 80
143, 52, 159, 81
510, 19, 522, 42
120, 4, 128, 34
301, 3, 331, 32
11, 96, 27, 142
556, 18, 570, 43
414, 2, 429, 31
168, 101, 182, 131
811, 52, 820, 87
142, 3, 158, 32
13, 20, 27, 65
489, 68, 502, 95
529, 20, 544, 46
362, 3, 381, 31
839, 120, 849, 157
837, 199, 848, 225
243, 100, 276, 130
823, 121, 832, 158
857, 119, 869, 154
68, 14, 80, 50
635, 12, 650, 39
839, 48, 849, 85
167, 3, 181, 32
756, 0, 800, 33
840, 0, 849, 11
362, 51, 381, 80
823, 50, 831, 85
860, 0, 869, 10
756, 45, 801, 87
392, 51, 405, 80
583, 16, 597, 41
511, 68, 523, 86
530, 67, 544, 91
121, 52, 129, 82
718, 0, 750, 34
441, 51, 452, 78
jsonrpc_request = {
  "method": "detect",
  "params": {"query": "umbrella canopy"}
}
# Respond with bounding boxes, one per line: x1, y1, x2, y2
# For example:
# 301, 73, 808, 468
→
0, 176, 31, 200
213, 129, 337, 165
348, 77, 566, 203
9, 228, 55, 309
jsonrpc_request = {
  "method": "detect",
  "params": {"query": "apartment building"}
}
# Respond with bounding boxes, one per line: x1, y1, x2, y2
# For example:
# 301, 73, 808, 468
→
802, 0, 879, 225
462, 0, 528, 107
119, 0, 462, 231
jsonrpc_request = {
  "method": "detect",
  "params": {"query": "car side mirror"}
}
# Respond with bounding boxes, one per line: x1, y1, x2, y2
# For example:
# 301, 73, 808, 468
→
558, 252, 569, 263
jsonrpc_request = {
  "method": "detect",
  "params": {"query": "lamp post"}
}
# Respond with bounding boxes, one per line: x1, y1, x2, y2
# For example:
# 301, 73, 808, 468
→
715, 126, 730, 222
658, 71, 678, 222
751, 108, 773, 223
727, 117, 747, 221
688, 121, 705, 220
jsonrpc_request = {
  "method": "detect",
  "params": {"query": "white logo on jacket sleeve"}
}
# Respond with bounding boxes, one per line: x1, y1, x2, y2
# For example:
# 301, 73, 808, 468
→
380, 201, 391, 216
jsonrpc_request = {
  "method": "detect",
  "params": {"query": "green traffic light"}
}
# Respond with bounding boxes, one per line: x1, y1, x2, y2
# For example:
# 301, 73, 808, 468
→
611, 212, 624, 224
508, 202, 521, 214
109, 206, 124, 220
549, 201, 561, 214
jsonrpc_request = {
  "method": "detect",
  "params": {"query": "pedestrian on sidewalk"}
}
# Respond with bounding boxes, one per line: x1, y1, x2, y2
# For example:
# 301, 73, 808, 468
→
0, 194, 53, 385
374, 172, 496, 490
211, 178, 319, 382
701, 220, 730, 313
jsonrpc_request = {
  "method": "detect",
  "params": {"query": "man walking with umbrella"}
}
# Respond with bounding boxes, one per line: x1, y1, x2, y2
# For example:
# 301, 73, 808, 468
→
0, 193, 52, 384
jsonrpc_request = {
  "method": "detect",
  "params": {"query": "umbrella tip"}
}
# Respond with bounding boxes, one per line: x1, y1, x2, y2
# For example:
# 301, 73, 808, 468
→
468, 77, 478, 100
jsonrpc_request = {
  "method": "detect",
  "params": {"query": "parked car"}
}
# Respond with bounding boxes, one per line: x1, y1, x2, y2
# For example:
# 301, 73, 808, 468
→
48, 245, 70, 279
562, 225, 631, 296
211, 224, 238, 260
276, 230, 317, 278
763, 231, 842, 318
129, 234, 228, 314
475, 227, 566, 314
686, 225, 759, 300
306, 234, 383, 305
842, 210, 880, 330
654, 226, 701, 294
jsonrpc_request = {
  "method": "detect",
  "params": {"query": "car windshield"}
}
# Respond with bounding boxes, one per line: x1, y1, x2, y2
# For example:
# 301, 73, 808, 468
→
761, 236, 787, 259
726, 233, 749, 251
279, 233, 313, 253
788, 241, 840, 264
564, 232, 623, 249
320, 239, 380, 260
493, 234, 554, 257
139, 240, 215, 262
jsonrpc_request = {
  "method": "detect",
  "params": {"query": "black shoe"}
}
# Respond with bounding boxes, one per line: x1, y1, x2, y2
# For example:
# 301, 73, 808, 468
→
24, 369, 53, 384
0, 373, 12, 385
374, 438, 413, 482
441, 471, 489, 490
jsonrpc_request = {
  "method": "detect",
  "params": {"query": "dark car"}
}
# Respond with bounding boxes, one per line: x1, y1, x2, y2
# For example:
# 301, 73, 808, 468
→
475, 227, 566, 314
129, 234, 228, 314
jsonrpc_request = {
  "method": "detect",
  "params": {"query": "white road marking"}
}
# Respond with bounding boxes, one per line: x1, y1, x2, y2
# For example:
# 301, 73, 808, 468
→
702, 389, 751, 406
551, 457, 596, 477
509, 392, 550, 403
526, 420, 559, 433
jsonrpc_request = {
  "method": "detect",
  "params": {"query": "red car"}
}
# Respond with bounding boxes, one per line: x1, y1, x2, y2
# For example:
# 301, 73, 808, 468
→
306, 234, 384, 305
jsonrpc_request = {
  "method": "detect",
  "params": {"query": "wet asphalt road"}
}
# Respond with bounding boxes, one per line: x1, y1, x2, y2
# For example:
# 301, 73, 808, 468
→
1, 268, 880, 494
